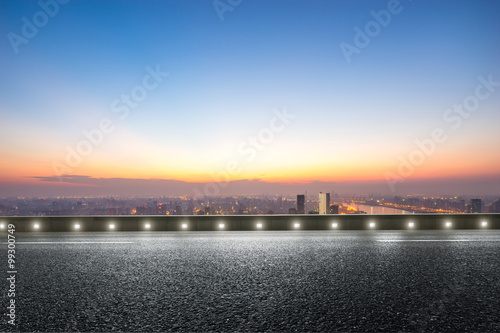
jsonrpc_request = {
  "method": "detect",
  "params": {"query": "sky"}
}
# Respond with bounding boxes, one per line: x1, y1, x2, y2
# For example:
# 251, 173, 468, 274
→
1, 0, 499, 197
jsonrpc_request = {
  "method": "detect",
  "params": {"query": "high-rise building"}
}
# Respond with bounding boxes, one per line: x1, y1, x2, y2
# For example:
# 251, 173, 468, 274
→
297, 194, 305, 214
471, 198, 482, 213
319, 192, 330, 215
330, 205, 339, 214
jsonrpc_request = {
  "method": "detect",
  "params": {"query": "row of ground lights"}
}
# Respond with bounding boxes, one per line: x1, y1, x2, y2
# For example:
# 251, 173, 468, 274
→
0, 219, 492, 230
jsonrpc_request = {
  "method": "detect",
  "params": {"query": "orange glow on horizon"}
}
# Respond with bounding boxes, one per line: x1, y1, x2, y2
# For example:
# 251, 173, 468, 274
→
1, 144, 499, 188
2, 165, 499, 186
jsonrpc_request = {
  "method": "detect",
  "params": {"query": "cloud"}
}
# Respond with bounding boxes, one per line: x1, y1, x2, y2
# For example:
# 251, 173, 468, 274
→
27, 174, 344, 196
33, 175, 100, 185
1, 174, 497, 198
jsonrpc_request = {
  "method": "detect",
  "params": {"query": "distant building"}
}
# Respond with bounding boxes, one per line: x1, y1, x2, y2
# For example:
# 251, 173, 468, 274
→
488, 199, 500, 213
297, 195, 305, 214
136, 205, 147, 215
330, 205, 339, 214
174, 205, 182, 215
288, 208, 297, 214
319, 192, 330, 215
471, 199, 482, 213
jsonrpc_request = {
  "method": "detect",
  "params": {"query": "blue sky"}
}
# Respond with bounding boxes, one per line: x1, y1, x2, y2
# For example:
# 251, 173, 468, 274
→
1, 0, 499, 196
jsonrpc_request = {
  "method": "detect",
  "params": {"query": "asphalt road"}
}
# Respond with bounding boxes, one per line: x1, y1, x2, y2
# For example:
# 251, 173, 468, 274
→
2, 230, 500, 332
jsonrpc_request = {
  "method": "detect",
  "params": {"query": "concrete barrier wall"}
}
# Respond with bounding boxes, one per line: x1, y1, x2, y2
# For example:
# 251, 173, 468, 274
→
0, 214, 499, 232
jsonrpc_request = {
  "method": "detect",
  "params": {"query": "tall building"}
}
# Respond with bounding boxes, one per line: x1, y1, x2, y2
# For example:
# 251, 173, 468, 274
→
297, 194, 305, 214
471, 198, 482, 213
330, 204, 339, 214
319, 192, 330, 215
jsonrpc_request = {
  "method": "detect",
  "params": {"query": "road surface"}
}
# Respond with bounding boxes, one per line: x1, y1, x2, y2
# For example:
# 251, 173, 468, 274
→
2, 230, 500, 332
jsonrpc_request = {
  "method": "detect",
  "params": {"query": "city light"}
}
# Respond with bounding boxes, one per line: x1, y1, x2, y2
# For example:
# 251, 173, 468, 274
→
481, 221, 488, 228
408, 222, 415, 228
369, 221, 376, 228
74, 223, 81, 230
218, 223, 225, 229
331, 222, 338, 229
181, 223, 188, 229
445, 221, 452, 228
34, 223, 40, 230
256, 223, 263, 229
109, 223, 115, 230
144, 223, 151, 229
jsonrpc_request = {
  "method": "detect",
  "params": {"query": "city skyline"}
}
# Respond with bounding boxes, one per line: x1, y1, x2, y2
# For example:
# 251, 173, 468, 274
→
1, 0, 500, 197
2, 192, 499, 217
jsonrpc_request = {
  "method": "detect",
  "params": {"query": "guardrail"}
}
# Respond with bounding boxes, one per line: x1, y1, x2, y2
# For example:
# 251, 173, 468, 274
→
0, 214, 499, 232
